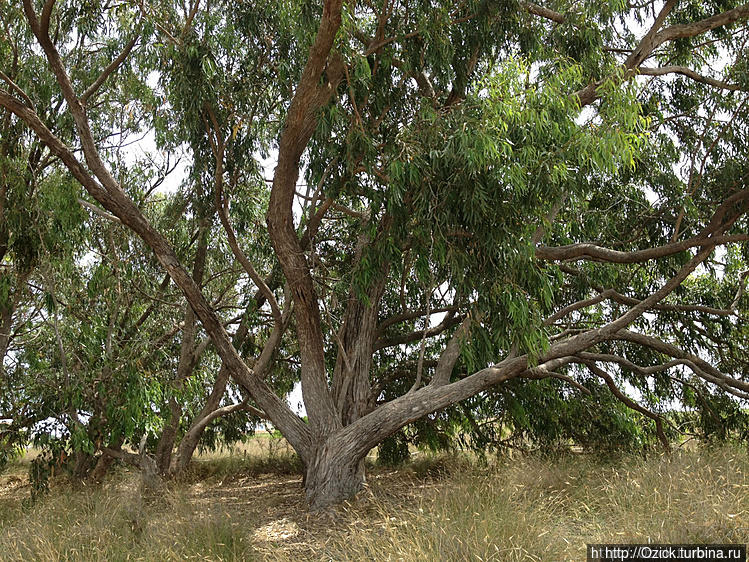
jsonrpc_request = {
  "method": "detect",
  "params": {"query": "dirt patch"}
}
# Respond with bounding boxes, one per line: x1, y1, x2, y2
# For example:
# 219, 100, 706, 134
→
181, 463, 449, 559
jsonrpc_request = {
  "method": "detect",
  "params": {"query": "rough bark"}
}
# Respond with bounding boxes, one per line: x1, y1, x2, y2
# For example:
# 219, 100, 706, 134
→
331, 268, 387, 426
266, 0, 345, 437
304, 439, 367, 509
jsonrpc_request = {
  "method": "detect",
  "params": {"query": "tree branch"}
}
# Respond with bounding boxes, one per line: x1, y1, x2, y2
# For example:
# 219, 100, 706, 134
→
0, 70, 35, 109
373, 312, 463, 351
536, 233, 748, 263
584, 361, 670, 450
613, 330, 749, 397
521, 1, 565, 25
430, 316, 472, 387
81, 34, 139, 104
9, 4, 313, 460
639, 65, 745, 91
203, 104, 282, 325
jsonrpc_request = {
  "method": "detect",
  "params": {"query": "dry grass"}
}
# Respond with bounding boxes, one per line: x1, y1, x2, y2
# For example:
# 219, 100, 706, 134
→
0, 443, 747, 561
323, 448, 749, 560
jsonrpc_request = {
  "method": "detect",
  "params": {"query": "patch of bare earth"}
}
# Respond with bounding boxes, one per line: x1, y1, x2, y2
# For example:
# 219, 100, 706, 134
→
185, 465, 445, 560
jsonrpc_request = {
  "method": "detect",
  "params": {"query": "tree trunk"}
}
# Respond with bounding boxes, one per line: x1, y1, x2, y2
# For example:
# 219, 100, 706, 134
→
169, 366, 231, 474
154, 398, 180, 474
89, 452, 116, 482
89, 436, 124, 483
155, 227, 207, 474
71, 450, 96, 480
304, 441, 366, 510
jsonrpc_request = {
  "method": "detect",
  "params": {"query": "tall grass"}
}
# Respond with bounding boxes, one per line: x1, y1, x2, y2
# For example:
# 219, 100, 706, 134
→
324, 447, 749, 561
0, 482, 257, 561
0, 444, 747, 561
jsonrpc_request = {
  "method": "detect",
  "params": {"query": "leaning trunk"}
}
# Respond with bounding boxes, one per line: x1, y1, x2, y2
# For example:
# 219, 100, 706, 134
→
169, 367, 231, 475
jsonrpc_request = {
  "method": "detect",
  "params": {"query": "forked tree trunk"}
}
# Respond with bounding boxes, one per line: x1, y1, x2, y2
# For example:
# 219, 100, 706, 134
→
169, 367, 231, 474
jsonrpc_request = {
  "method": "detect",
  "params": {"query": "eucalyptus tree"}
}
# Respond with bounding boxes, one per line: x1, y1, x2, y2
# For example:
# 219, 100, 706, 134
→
2, 0, 749, 510
0, 2, 91, 464
0, 0, 282, 481
15, 174, 282, 485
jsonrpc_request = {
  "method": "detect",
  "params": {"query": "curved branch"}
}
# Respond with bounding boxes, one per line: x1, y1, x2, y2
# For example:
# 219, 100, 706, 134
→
0, 70, 35, 109
584, 361, 670, 451
536, 233, 748, 263
203, 105, 282, 325
639, 65, 745, 91
81, 34, 140, 104
614, 330, 749, 397
574, 2, 749, 106
430, 315, 472, 387
373, 312, 463, 351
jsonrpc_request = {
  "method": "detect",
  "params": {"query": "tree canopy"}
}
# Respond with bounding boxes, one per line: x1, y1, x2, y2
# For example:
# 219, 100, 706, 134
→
1, 0, 748, 509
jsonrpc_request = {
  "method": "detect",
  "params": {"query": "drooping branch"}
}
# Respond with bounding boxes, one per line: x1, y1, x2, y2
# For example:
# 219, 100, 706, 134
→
0, 70, 35, 109
578, 351, 701, 377
546, 284, 743, 335
584, 361, 670, 450
521, 360, 591, 395
613, 330, 749, 397
544, 291, 610, 326
77, 197, 122, 224
605, 289, 742, 318
575, 351, 749, 402
183, 399, 267, 441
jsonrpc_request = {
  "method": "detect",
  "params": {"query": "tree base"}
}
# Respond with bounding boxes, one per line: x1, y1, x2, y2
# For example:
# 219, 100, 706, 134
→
305, 446, 365, 510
